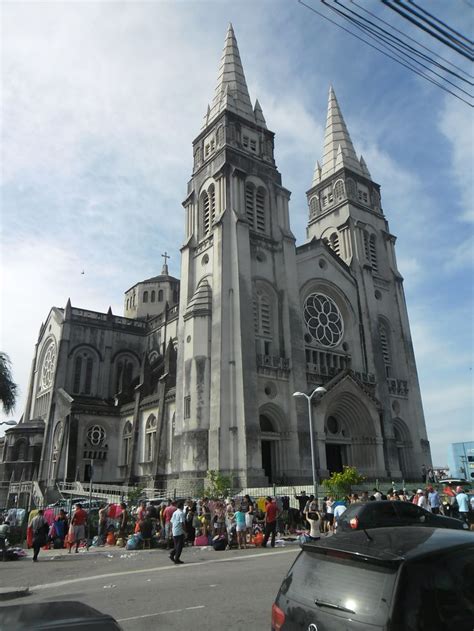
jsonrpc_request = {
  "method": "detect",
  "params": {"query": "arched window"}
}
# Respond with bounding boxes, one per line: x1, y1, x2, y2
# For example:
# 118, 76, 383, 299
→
309, 196, 319, 216
363, 230, 370, 260
200, 183, 216, 239
158, 289, 164, 302
245, 183, 267, 233
334, 180, 345, 201
245, 182, 255, 225
379, 320, 391, 377
151, 290, 156, 302
255, 187, 266, 232
143, 291, 148, 303
122, 421, 133, 466
73, 355, 82, 393
14, 440, 27, 461
145, 414, 157, 462
115, 357, 136, 394
346, 178, 356, 198
173, 289, 178, 304
126, 299, 129, 310
216, 125, 224, 146
328, 232, 341, 257
209, 184, 216, 225
72, 351, 95, 395
254, 290, 273, 355
194, 146, 201, 169
369, 234, 378, 272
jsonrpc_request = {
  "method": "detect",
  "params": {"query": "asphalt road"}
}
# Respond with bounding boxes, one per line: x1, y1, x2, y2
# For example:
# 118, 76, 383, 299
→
0, 544, 300, 629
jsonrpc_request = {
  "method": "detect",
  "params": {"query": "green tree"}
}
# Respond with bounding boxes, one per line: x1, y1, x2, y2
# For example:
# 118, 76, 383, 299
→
322, 466, 365, 499
204, 470, 232, 499
127, 485, 146, 504
0, 352, 18, 415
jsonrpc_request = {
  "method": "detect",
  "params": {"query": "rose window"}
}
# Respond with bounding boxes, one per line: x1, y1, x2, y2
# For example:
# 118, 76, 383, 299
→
41, 343, 57, 390
303, 293, 344, 348
87, 425, 106, 447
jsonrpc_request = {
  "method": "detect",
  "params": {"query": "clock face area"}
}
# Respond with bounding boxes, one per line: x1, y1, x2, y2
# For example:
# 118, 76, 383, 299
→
304, 292, 344, 348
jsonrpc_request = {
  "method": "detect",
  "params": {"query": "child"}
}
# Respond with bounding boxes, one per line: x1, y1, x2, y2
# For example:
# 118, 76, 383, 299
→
234, 507, 247, 549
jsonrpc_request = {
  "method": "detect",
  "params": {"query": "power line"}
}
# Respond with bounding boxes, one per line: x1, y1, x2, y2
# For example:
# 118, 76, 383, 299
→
296, 0, 473, 106
325, 0, 473, 98
382, 0, 473, 61
407, 0, 473, 47
351, 0, 473, 82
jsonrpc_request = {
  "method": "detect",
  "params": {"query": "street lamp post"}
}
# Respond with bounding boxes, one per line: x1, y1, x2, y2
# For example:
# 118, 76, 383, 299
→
293, 386, 327, 502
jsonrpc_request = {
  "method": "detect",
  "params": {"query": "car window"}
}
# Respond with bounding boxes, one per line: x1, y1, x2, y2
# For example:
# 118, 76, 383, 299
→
284, 550, 397, 626
392, 547, 474, 631
394, 502, 423, 519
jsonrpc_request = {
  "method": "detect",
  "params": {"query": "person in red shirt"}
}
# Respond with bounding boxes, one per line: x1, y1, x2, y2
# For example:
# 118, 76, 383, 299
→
162, 500, 177, 547
70, 503, 88, 553
263, 496, 279, 548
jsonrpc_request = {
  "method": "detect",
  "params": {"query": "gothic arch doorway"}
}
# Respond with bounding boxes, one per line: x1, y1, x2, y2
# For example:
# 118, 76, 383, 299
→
259, 413, 279, 483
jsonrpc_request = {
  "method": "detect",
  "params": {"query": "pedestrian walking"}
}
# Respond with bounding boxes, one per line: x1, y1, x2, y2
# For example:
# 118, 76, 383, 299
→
417, 490, 431, 512
455, 486, 470, 525
69, 503, 88, 553
31, 509, 48, 562
421, 464, 427, 484
98, 504, 108, 544
428, 487, 440, 514
263, 496, 278, 548
118, 502, 129, 540
0, 518, 10, 561
244, 495, 254, 543
169, 500, 186, 564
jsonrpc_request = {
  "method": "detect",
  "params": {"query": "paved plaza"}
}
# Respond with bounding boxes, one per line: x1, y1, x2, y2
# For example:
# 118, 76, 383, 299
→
0, 545, 299, 629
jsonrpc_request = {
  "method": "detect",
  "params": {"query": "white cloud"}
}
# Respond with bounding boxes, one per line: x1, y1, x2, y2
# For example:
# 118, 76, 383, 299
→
438, 97, 474, 223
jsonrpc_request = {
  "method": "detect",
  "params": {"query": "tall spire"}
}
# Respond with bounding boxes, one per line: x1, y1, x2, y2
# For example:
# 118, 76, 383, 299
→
203, 23, 256, 128
317, 86, 364, 182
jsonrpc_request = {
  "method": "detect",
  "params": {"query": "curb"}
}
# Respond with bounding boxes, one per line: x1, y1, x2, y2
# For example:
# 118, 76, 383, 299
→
0, 586, 30, 601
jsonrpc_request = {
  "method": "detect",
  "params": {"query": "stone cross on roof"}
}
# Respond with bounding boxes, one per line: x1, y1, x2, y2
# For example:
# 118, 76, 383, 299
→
161, 252, 170, 275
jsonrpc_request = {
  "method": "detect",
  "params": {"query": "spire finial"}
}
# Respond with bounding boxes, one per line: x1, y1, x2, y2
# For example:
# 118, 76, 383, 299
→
202, 24, 255, 128
161, 251, 170, 275
319, 86, 364, 181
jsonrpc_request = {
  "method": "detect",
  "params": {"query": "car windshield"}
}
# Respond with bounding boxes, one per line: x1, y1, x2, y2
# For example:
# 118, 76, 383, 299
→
287, 550, 398, 626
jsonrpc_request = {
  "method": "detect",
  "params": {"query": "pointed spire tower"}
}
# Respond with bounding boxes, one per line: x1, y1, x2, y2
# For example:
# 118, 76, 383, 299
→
178, 25, 303, 490
306, 86, 383, 258
317, 86, 363, 182
203, 23, 256, 128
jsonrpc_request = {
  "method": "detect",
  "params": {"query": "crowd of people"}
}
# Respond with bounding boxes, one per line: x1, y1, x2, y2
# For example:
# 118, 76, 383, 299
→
295, 484, 474, 537
1, 483, 472, 563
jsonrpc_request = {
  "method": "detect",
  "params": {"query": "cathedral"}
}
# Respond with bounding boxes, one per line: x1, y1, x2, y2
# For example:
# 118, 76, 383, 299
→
0, 25, 432, 502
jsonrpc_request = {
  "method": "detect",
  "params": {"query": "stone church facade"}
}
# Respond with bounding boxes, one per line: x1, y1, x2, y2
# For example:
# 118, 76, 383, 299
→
0, 25, 431, 501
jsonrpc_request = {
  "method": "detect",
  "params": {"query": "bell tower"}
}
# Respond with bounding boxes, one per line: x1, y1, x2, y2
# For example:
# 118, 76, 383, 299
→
305, 87, 431, 476
174, 25, 308, 489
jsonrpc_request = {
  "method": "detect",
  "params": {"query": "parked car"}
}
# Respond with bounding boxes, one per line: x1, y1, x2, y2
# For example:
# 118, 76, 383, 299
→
272, 526, 474, 630
337, 499, 469, 532
0, 601, 122, 630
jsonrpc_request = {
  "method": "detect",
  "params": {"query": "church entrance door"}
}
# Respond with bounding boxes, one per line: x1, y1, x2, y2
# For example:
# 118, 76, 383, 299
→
326, 444, 343, 474
261, 440, 273, 482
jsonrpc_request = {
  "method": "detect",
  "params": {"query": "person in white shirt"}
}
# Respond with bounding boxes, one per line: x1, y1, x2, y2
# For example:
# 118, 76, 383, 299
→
418, 490, 431, 512
333, 502, 347, 532
169, 501, 186, 564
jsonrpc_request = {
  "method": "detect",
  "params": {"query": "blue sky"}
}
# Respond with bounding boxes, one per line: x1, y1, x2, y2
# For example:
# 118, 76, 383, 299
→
1, 1, 473, 466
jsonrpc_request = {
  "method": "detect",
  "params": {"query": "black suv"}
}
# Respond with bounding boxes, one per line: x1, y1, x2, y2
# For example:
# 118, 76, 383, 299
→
272, 527, 474, 631
337, 500, 468, 531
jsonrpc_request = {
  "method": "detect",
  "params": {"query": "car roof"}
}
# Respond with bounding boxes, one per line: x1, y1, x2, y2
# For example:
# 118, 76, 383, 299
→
303, 527, 474, 563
